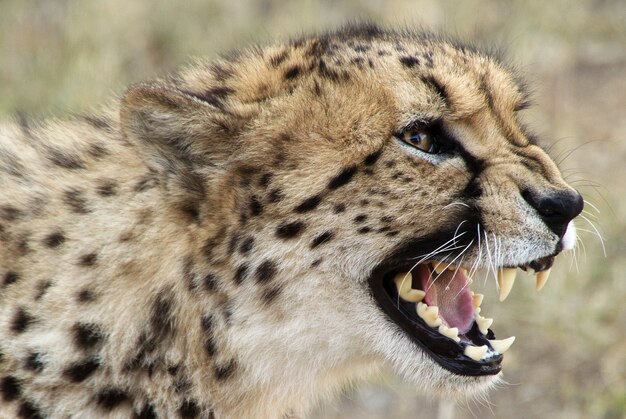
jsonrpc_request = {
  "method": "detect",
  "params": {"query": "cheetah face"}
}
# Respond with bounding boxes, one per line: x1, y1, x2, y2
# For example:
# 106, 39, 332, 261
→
121, 29, 584, 396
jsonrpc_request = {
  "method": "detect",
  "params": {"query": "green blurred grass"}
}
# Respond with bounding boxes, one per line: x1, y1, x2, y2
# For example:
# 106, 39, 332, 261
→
2, 1, 625, 417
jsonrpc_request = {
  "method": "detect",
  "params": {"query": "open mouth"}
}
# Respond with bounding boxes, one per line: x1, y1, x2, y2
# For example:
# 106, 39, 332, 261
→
369, 255, 555, 376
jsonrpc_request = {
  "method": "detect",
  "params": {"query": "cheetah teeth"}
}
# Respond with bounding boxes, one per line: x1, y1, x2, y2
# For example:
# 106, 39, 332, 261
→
438, 325, 460, 342
496, 266, 554, 301
463, 336, 515, 361
535, 268, 551, 291
489, 336, 515, 353
497, 268, 517, 302
416, 302, 442, 327
393, 272, 425, 302
464, 344, 488, 361
393, 270, 516, 355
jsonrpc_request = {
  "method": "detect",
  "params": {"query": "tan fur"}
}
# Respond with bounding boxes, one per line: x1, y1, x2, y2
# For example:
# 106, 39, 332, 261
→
0, 25, 579, 418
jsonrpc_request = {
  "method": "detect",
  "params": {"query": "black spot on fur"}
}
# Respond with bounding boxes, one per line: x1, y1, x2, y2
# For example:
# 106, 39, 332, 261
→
421, 75, 449, 104
17, 399, 44, 419
328, 166, 357, 190
358, 226, 372, 234
0, 205, 22, 221
284, 65, 301, 80
275, 221, 305, 239
270, 50, 289, 67
134, 403, 157, 419
63, 357, 100, 382
203, 273, 218, 292
77, 289, 96, 303
259, 173, 273, 188
214, 359, 237, 380
318, 60, 342, 82
151, 292, 175, 341
63, 188, 90, 214
294, 194, 323, 213
255, 260, 277, 283
363, 149, 382, 166
249, 195, 263, 216
48, 149, 85, 169
399, 56, 420, 68
201, 315, 217, 356
94, 388, 130, 410
43, 231, 65, 248
1, 375, 21, 401
267, 188, 283, 203
3, 271, 19, 286
87, 143, 108, 159
72, 323, 104, 350
34, 280, 52, 300
234, 264, 249, 285
353, 214, 367, 223
262, 286, 282, 304
11, 308, 33, 333
239, 236, 254, 255
310, 231, 333, 249
333, 203, 346, 213
96, 179, 118, 197
78, 252, 98, 266
24, 352, 44, 372
179, 399, 200, 418
380, 215, 395, 223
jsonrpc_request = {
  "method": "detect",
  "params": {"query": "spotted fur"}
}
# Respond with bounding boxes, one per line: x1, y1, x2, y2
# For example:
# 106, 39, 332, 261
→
0, 24, 580, 418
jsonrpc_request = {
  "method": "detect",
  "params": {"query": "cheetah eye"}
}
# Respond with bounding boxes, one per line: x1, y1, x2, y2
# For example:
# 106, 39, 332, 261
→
397, 130, 440, 154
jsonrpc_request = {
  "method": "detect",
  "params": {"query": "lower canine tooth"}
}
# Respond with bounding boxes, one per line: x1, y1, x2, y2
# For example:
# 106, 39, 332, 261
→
476, 315, 493, 335
535, 268, 552, 291
416, 303, 442, 327
464, 345, 488, 361
497, 268, 517, 301
438, 325, 460, 342
394, 272, 426, 302
489, 336, 515, 353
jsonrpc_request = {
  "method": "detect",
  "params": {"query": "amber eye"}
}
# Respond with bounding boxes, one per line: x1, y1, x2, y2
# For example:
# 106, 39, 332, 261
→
399, 130, 439, 154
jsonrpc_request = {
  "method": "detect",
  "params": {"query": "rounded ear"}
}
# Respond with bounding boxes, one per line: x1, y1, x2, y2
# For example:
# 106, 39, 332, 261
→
120, 83, 250, 221
120, 83, 244, 171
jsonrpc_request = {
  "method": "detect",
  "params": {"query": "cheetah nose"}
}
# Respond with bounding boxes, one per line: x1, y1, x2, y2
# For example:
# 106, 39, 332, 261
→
522, 188, 584, 237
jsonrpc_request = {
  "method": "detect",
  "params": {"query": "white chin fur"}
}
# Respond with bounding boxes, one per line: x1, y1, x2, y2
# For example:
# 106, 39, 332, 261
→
561, 221, 577, 250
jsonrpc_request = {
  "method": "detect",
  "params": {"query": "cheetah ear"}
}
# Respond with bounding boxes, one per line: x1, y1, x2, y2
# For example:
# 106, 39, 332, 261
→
120, 83, 245, 171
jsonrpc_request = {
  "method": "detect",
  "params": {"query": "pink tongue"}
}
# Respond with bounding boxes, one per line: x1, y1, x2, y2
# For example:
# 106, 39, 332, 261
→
420, 268, 474, 334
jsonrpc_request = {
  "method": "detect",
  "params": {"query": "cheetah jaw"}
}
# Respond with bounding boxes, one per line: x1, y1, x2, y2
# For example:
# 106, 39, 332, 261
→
369, 258, 554, 376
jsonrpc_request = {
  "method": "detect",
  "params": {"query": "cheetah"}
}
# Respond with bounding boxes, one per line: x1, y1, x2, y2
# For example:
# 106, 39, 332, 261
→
0, 24, 582, 418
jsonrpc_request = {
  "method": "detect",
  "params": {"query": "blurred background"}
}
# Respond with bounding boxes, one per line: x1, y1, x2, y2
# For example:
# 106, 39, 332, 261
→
1, 0, 624, 417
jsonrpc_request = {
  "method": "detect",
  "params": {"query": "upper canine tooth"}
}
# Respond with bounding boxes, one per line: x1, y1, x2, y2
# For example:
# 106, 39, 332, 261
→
476, 315, 493, 335
497, 268, 517, 301
460, 267, 468, 276
472, 293, 484, 308
417, 303, 442, 327
438, 325, 461, 342
535, 268, 552, 291
464, 345, 488, 361
489, 336, 516, 353
394, 272, 426, 302
447, 264, 457, 271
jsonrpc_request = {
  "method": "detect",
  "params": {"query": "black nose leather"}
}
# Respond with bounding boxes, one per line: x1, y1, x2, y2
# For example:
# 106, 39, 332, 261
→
522, 188, 584, 237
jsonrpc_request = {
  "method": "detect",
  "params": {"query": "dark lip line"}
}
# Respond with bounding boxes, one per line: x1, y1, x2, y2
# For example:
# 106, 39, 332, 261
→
368, 260, 503, 377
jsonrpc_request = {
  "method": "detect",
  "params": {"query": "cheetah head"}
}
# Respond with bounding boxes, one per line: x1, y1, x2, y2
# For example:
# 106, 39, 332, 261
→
121, 25, 582, 401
